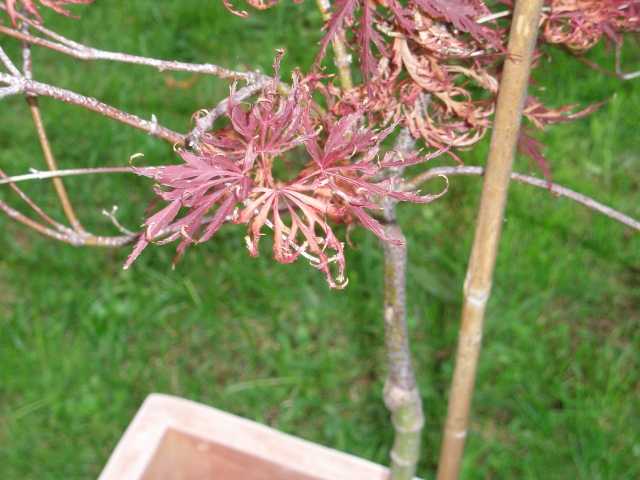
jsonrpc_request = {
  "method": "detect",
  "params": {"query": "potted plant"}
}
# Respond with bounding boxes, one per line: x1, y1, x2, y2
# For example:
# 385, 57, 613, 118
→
1, 0, 638, 478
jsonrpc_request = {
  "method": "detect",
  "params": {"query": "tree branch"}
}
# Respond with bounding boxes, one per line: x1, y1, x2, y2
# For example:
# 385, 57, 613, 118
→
0, 44, 20, 76
22, 32, 85, 232
186, 80, 271, 147
0, 84, 20, 99
0, 18, 267, 83
405, 166, 640, 232
0, 197, 135, 247
0, 71, 184, 144
0, 166, 134, 185
382, 129, 424, 480
0, 168, 63, 229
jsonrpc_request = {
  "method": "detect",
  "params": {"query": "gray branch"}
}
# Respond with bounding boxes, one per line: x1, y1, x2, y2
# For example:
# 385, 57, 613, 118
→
405, 166, 640, 232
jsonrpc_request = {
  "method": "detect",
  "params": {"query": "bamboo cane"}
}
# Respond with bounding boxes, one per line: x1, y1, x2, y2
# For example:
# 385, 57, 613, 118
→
436, 2, 545, 479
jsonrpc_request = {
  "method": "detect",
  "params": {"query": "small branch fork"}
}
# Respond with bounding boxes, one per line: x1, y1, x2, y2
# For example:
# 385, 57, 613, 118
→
0, 167, 135, 247
0, 11, 274, 247
0, 5, 275, 145
0, 5, 267, 83
23, 30, 84, 232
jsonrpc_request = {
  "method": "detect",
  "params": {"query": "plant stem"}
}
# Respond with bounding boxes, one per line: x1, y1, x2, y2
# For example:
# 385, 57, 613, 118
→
26, 96, 85, 231
382, 130, 424, 480
0, 72, 184, 144
186, 80, 271, 146
0, 22, 264, 83
382, 223, 424, 480
0, 197, 134, 247
0, 44, 20, 75
436, 2, 546, 479
0, 167, 63, 228
0, 166, 134, 185
404, 166, 640, 233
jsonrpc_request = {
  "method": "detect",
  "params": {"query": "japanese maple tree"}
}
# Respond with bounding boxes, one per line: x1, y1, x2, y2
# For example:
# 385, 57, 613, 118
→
1, 1, 638, 479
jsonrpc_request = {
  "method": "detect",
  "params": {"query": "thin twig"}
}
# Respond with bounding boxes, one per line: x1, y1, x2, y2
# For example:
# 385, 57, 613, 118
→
615, 42, 640, 80
571, 44, 640, 81
0, 84, 20, 99
0, 198, 135, 247
0, 166, 134, 185
23, 99, 80, 231
0, 168, 63, 229
0, 72, 184, 144
0, 44, 20, 76
0, 20, 267, 83
477, 6, 551, 24
476, 10, 512, 24
0, 165, 137, 247
22, 33, 85, 232
186, 80, 271, 147
21, 22, 32, 79
405, 166, 640, 232
0, 198, 76, 243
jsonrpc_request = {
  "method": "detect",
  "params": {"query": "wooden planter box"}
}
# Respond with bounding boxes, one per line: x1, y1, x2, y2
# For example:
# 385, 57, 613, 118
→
99, 394, 393, 480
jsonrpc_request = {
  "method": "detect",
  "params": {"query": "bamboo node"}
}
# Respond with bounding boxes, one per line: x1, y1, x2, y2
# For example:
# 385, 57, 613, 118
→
384, 305, 394, 320
466, 290, 489, 308
462, 331, 483, 347
445, 425, 468, 439
453, 429, 467, 439
463, 272, 490, 307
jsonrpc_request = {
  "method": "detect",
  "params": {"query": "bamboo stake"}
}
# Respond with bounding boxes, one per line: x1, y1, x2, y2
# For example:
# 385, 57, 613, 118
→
382, 130, 424, 480
436, 2, 545, 479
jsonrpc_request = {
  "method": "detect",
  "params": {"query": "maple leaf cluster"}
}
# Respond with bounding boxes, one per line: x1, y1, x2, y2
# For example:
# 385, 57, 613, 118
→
2, 0, 92, 25
2, 0, 636, 285
541, 0, 640, 51
220, 0, 638, 158
125, 61, 445, 288
312, 0, 638, 156
123, 0, 638, 286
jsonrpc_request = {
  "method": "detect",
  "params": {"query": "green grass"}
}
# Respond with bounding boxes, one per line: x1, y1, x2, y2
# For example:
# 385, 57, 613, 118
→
1, 2, 639, 479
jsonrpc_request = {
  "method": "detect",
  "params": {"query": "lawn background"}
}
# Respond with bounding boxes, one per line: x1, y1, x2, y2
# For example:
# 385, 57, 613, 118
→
0, 1, 639, 479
